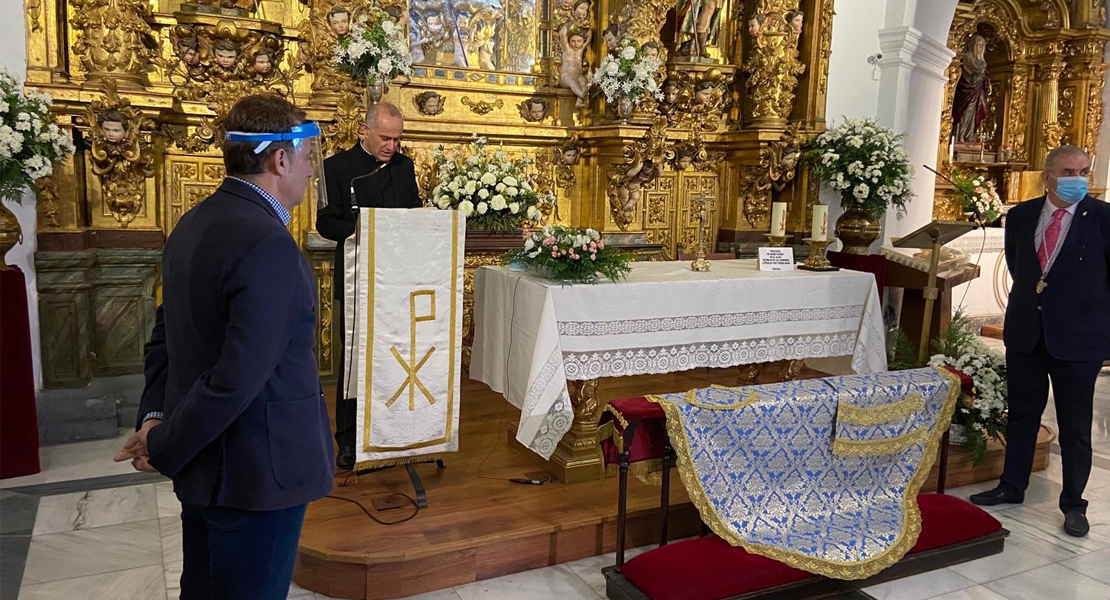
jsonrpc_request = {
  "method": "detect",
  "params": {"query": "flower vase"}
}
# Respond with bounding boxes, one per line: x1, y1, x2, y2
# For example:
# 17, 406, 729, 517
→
834, 206, 881, 255
617, 97, 634, 123
0, 201, 23, 270
948, 423, 969, 446
367, 82, 386, 104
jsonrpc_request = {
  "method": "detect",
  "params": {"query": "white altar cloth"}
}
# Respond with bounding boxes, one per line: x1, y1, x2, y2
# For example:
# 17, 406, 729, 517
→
470, 260, 887, 458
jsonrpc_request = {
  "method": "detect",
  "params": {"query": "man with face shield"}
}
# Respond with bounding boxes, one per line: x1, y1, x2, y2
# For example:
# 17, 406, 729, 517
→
971, 145, 1110, 539
317, 101, 422, 470
115, 95, 334, 598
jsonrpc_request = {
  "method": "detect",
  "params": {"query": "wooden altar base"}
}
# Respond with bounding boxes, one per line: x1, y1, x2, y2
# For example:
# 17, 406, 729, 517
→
295, 371, 1052, 599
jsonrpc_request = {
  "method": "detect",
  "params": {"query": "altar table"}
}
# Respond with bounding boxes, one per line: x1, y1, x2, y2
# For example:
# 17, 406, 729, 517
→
470, 260, 886, 482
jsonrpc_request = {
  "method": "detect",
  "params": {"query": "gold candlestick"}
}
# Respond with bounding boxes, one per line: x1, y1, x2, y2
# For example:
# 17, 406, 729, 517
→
765, 234, 788, 247
691, 200, 710, 272
799, 237, 837, 271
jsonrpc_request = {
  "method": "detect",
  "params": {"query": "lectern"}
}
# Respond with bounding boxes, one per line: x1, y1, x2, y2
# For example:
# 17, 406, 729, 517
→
892, 220, 975, 494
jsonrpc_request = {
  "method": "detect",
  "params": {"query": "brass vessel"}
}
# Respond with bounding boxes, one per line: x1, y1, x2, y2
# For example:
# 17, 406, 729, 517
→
0, 202, 22, 270
834, 206, 881, 255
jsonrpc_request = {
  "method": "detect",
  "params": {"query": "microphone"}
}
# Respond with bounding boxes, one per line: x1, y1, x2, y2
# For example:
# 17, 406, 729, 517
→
348, 161, 389, 209
923, 164, 983, 226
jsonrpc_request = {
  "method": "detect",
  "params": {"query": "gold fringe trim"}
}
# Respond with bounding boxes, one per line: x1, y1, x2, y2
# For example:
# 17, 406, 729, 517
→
605, 458, 665, 485
686, 389, 761, 411
837, 393, 925, 426
605, 404, 631, 430
645, 367, 961, 580
831, 426, 929, 457
352, 453, 454, 471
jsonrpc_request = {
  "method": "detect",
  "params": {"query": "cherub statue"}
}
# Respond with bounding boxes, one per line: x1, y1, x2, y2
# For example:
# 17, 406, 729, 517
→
554, 134, 581, 189
86, 84, 155, 228
210, 39, 240, 80
602, 23, 621, 55
97, 110, 129, 145
327, 6, 352, 37
251, 49, 273, 76
415, 91, 446, 116
559, 27, 591, 107
609, 158, 656, 228
520, 96, 549, 122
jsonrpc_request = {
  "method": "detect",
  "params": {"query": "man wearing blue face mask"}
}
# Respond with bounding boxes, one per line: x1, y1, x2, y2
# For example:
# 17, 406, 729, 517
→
971, 145, 1110, 538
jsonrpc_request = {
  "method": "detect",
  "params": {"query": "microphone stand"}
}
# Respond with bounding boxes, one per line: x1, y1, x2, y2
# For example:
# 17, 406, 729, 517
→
924, 164, 983, 228
348, 161, 389, 210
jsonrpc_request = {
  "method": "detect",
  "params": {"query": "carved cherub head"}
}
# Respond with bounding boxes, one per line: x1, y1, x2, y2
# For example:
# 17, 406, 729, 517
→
520, 97, 548, 122
177, 36, 202, 67
252, 50, 273, 75
560, 146, 580, 165
97, 110, 129, 144
694, 80, 715, 106
662, 78, 682, 105
786, 10, 804, 35
603, 24, 621, 54
455, 10, 472, 31
675, 147, 697, 171
328, 6, 352, 36
642, 41, 661, 61
213, 39, 239, 69
416, 91, 445, 116
748, 13, 764, 37
571, 0, 591, 21
568, 28, 589, 51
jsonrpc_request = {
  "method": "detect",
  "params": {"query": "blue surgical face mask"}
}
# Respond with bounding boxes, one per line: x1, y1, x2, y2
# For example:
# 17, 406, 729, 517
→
1053, 176, 1088, 204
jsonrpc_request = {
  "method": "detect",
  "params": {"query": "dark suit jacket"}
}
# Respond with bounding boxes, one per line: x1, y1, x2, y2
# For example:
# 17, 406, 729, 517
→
1003, 195, 1110, 362
138, 178, 334, 511
316, 144, 422, 298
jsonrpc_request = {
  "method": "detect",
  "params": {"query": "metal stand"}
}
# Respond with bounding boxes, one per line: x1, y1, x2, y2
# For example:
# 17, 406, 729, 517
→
365, 459, 447, 511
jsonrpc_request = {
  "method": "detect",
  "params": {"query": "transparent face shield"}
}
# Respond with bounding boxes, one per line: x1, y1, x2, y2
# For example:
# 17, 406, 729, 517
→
224, 121, 328, 210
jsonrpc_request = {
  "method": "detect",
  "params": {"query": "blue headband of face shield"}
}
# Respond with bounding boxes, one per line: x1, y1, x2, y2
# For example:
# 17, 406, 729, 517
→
224, 121, 322, 154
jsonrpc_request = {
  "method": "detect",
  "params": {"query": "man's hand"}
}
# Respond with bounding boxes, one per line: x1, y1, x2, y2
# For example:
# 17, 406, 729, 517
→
113, 419, 161, 467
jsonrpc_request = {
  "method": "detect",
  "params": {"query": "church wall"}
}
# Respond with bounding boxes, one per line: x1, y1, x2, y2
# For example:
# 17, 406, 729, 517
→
0, 0, 44, 391
821, 0, 885, 248
1097, 40, 1110, 191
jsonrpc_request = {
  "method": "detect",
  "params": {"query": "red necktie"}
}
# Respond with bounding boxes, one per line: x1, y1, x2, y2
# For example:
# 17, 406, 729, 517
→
1037, 208, 1066, 271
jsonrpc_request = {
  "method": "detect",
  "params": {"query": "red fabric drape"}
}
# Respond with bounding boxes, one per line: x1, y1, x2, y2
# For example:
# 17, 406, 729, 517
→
1, 266, 41, 479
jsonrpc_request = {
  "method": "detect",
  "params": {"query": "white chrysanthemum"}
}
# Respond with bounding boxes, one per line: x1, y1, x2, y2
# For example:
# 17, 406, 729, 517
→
464, 180, 477, 195
527, 205, 541, 220
853, 183, 870, 199
0, 99, 8, 114
480, 172, 497, 185
502, 176, 518, 187
478, 188, 490, 199
476, 201, 489, 214
509, 202, 520, 214
490, 196, 507, 211
458, 200, 474, 215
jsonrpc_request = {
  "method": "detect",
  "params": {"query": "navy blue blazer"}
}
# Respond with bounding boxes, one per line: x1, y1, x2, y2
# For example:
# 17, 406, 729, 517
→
1003, 195, 1110, 362
138, 178, 334, 511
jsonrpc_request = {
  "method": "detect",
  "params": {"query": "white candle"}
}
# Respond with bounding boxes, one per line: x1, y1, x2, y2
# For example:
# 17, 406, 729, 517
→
770, 202, 787, 236
948, 135, 955, 163
811, 204, 828, 241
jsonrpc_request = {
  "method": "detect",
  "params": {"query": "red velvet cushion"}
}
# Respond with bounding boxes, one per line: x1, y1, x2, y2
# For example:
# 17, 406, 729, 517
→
609, 396, 667, 420
622, 495, 1002, 600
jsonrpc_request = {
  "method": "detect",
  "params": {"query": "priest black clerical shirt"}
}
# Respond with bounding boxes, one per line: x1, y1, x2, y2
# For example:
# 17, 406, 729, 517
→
317, 142, 422, 299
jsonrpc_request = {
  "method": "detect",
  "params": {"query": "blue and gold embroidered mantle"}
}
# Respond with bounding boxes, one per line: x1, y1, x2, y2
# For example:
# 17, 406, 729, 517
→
649, 368, 959, 580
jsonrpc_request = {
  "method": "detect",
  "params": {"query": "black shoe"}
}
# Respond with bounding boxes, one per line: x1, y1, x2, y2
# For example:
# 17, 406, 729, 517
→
1064, 511, 1089, 537
969, 486, 1024, 506
336, 447, 354, 471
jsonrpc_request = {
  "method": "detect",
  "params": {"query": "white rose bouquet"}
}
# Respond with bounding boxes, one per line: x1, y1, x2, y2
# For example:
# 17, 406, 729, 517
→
430, 136, 556, 231
589, 39, 664, 108
801, 118, 913, 217
950, 169, 1003, 222
333, 8, 413, 86
503, 225, 633, 283
0, 69, 74, 203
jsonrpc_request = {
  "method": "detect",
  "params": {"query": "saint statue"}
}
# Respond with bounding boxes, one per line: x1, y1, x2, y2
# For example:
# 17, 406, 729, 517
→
676, 0, 720, 59
952, 35, 992, 144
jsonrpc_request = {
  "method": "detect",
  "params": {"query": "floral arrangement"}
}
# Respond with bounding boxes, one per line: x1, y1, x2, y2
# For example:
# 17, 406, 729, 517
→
924, 313, 1008, 464
801, 118, 913, 217
504, 225, 634, 283
0, 69, 74, 202
950, 169, 1003, 222
333, 8, 413, 86
589, 39, 664, 107
431, 136, 556, 231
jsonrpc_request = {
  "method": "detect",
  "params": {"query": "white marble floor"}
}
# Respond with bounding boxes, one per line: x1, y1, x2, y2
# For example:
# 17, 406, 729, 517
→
3, 368, 1109, 600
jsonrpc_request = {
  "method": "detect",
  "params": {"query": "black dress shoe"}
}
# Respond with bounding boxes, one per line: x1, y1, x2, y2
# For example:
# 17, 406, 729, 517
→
336, 447, 354, 471
1064, 511, 1090, 537
969, 486, 1024, 506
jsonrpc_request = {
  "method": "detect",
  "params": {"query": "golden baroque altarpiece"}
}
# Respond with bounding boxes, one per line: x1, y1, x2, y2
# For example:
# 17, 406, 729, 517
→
26, 0, 839, 387
26, 0, 1109, 389
933, 0, 1110, 219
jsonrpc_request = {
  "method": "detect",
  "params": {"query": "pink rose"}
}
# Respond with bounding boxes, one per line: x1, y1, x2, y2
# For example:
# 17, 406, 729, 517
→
590, 253, 597, 260
597, 241, 605, 250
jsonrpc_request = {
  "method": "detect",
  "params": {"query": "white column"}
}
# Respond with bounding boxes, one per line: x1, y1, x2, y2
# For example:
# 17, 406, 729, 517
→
874, 0, 958, 247
0, 0, 41, 390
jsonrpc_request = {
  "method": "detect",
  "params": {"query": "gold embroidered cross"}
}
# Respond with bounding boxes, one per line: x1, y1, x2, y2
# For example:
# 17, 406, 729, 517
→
387, 290, 437, 410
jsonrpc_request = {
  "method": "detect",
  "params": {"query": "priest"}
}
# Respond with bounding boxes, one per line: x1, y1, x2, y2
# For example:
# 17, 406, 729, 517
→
317, 102, 422, 470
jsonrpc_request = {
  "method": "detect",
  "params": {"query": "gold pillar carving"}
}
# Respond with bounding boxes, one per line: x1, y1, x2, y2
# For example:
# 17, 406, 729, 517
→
743, 0, 805, 127
83, 81, 158, 229
69, 0, 157, 88
1004, 62, 1031, 162
1032, 60, 1065, 167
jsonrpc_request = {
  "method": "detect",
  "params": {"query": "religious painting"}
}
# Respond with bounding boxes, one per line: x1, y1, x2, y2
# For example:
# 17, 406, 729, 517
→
410, 0, 537, 72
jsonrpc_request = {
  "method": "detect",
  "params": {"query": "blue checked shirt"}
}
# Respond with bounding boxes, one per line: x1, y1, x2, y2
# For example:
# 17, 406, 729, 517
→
228, 177, 292, 226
